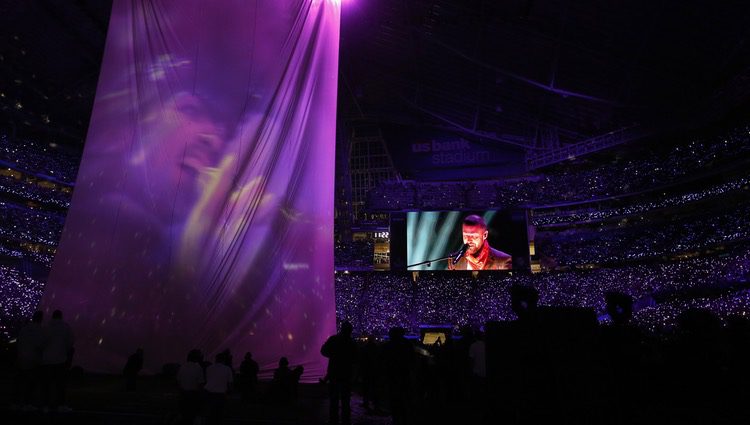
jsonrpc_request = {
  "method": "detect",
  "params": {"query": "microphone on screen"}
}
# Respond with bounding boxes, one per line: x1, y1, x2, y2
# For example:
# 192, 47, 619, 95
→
451, 243, 470, 263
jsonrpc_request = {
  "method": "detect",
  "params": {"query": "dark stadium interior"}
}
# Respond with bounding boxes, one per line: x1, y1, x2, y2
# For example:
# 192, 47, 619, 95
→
2, 0, 750, 424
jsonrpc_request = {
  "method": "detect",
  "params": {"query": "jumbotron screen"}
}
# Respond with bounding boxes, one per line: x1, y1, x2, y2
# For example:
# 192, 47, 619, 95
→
407, 210, 529, 271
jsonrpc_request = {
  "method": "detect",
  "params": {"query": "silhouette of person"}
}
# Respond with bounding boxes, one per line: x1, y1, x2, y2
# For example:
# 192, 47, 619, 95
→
176, 349, 205, 425
41, 309, 74, 412
239, 351, 259, 401
468, 331, 487, 388
455, 325, 476, 401
671, 309, 723, 424
510, 284, 539, 322
15, 310, 45, 410
123, 348, 144, 391
725, 316, 750, 420
321, 321, 357, 424
381, 327, 414, 425
507, 285, 543, 424
204, 351, 233, 424
435, 334, 458, 404
601, 292, 642, 425
219, 348, 234, 373
270, 357, 304, 403
359, 334, 380, 413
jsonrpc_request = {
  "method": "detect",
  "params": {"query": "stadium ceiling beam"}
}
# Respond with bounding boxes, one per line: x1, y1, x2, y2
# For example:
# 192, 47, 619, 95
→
527, 124, 644, 170
403, 97, 543, 150
425, 36, 631, 107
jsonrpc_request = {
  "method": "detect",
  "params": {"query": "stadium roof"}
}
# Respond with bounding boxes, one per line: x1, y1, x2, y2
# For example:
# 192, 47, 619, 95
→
2, 0, 750, 154
338, 0, 750, 160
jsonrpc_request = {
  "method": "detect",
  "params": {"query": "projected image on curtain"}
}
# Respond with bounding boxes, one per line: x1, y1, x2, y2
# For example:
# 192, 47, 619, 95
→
407, 211, 529, 271
42, 0, 340, 377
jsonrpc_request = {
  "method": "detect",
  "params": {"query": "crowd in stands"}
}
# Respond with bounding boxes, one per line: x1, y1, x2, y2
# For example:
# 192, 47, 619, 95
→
0, 243, 54, 267
0, 202, 65, 246
633, 288, 750, 334
536, 202, 750, 266
0, 265, 45, 341
416, 182, 467, 210
335, 245, 750, 337
531, 175, 750, 226
334, 240, 375, 270
368, 180, 417, 210
334, 272, 417, 334
0, 174, 71, 208
0, 134, 80, 184
0, 199, 62, 273
368, 125, 750, 210
0, 137, 74, 344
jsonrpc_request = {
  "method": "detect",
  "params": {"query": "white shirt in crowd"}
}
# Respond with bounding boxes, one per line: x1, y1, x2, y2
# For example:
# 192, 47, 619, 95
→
177, 361, 205, 391
204, 362, 233, 394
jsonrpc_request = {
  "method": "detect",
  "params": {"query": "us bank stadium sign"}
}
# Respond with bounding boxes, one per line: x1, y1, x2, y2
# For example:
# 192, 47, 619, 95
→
410, 138, 492, 166
382, 124, 526, 180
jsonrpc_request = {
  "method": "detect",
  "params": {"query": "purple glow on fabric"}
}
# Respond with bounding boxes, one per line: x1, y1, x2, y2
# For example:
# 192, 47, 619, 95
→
43, 0, 340, 379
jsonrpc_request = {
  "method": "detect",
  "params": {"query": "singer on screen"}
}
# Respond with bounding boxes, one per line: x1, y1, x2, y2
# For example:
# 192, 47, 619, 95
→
448, 215, 512, 270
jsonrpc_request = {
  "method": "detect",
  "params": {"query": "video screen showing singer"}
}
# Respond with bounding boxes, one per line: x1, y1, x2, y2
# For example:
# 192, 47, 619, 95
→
448, 215, 512, 270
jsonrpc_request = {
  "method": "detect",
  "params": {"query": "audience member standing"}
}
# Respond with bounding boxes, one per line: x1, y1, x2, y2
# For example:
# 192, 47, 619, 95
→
177, 349, 205, 425
123, 348, 144, 391
381, 327, 414, 425
455, 325, 476, 401
468, 331, 487, 388
239, 351, 259, 401
321, 321, 357, 425
468, 331, 488, 422
220, 349, 234, 372
41, 309, 74, 412
359, 334, 380, 413
15, 311, 45, 410
507, 285, 544, 424
204, 352, 233, 424
601, 292, 642, 425
270, 357, 304, 403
